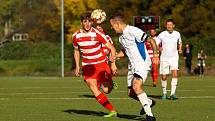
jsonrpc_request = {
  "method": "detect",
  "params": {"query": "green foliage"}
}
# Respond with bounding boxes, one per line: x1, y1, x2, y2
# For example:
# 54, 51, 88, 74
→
0, 41, 60, 60
0, 41, 61, 76
186, 36, 215, 56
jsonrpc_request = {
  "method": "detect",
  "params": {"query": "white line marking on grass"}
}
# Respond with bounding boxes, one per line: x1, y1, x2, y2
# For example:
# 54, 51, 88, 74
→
26, 97, 130, 100
0, 91, 127, 95
0, 87, 84, 90
0, 98, 9, 100
0, 77, 61, 80
26, 96, 215, 100
180, 96, 215, 99
167, 89, 201, 92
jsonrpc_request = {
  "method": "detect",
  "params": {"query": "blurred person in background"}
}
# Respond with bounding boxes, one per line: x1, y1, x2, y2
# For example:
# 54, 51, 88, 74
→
183, 42, 193, 75
145, 29, 160, 87
197, 48, 207, 77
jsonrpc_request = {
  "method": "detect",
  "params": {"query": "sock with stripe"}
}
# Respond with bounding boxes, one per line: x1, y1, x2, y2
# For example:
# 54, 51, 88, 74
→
96, 93, 114, 111
137, 93, 153, 116
161, 80, 167, 95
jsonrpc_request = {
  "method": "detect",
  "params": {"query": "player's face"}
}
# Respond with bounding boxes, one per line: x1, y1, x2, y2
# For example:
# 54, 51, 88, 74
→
150, 29, 156, 37
110, 19, 122, 33
166, 22, 175, 32
82, 19, 92, 32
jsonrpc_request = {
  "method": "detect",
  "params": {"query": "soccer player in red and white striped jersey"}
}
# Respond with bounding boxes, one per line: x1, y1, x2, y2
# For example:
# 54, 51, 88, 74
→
73, 12, 117, 117
145, 29, 160, 87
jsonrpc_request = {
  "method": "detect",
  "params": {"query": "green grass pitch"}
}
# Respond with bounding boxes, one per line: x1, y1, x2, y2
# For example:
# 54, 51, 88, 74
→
0, 76, 214, 121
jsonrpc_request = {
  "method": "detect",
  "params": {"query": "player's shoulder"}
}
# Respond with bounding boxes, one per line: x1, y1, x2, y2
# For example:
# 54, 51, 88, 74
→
92, 27, 103, 34
160, 30, 168, 35
158, 31, 167, 37
173, 30, 181, 35
128, 25, 143, 32
126, 25, 145, 37
72, 30, 81, 38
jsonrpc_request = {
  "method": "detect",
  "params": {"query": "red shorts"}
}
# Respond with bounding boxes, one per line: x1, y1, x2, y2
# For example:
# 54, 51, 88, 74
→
82, 62, 112, 87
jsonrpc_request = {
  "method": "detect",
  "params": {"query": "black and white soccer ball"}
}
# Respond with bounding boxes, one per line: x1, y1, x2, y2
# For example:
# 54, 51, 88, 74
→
91, 9, 106, 24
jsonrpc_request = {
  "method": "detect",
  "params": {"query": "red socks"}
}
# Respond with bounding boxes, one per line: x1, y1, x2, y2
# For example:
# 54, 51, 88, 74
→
96, 93, 113, 111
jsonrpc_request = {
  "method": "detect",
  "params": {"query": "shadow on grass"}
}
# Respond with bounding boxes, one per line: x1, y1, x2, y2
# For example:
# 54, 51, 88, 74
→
148, 94, 162, 99
63, 109, 144, 120
79, 94, 95, 98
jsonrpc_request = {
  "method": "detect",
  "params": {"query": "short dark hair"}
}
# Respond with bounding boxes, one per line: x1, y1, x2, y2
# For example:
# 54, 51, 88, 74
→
80, 12, 91, 21
110, 14, 124, 23
166, 18, 175, 24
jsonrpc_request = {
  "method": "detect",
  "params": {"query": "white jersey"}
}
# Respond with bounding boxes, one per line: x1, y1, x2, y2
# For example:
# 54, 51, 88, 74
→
119, 25, 151, 70
157, 30, 182, 60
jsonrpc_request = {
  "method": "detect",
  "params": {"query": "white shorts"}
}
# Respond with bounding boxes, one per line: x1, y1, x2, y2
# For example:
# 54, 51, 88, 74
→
160, 57, 179, 74
127, 62, 149, 87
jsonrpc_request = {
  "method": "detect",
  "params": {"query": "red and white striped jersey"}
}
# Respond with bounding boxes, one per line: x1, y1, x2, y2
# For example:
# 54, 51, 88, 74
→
73, 27, 109, 66
102, 35, 113, 55
145, 36, 159, 59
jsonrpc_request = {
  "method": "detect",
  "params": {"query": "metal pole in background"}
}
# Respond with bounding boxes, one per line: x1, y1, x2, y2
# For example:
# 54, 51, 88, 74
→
61, 0, 64, 77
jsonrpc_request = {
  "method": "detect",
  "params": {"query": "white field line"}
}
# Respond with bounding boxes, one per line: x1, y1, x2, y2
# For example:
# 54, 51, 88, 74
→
0, 77, 62, 80
0, 89, 207, 96
25, 96, 215, 100
0, 87, 83, 90
0, 91, 127, 95
0, 98, 9, 100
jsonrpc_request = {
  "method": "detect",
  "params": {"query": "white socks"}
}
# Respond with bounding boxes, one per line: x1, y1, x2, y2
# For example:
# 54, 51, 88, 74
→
170, 78, 178, 95
162, 78, 178, 95
137, 93, 153, 116
161, 80, 167, 95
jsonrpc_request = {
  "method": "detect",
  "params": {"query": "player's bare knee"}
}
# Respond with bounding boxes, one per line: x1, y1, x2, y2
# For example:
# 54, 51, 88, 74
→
161, 75, 167, 80
102, 86, 112, 94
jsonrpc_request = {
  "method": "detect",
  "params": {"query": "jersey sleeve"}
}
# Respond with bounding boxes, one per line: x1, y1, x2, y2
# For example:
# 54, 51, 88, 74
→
132, 27, 148, 42
72, 34, 78, 49
96, 31, 108, 45
106, 35, 114, 44
178, 33, 182, 44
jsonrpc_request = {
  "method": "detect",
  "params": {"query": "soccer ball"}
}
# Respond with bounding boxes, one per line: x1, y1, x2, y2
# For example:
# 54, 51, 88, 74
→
91, 9, 106, 24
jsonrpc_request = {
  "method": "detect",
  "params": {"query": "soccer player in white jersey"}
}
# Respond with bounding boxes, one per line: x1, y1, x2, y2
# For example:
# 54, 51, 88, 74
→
157, 19, 182, 100
110, 15, 159, 121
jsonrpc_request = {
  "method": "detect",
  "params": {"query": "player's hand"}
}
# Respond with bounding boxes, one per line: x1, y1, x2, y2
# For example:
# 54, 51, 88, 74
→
110, 63, 117, 75
75, 66, 80, 77
178, 49, 182, 54
109, 56, 116, 63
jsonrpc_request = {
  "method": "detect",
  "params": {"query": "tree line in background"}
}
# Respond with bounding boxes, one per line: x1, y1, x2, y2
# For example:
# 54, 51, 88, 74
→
0, 0, 214, 55
0, 0, 60, 42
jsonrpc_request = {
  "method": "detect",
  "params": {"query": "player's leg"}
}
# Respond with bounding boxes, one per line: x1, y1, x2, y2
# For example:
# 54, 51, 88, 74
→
99, 63, 113, 94
169, 58, 179, 100
132, 73, 156, 120
127, 69, 139, 100
85, 78, 117, 116
83, 64, 117, 117
152, 63, 158, 87
160, 61, 169, 100
127, 66, 155, 116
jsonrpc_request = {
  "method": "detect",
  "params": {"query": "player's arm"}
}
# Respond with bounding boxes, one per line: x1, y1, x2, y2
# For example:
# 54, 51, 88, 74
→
148, 37, 159, 65
178, 34, 183, 54
116, 50, 125, 58
74, 47, 80, 77
178, 41, 182, 54
105, 41, 116, 62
